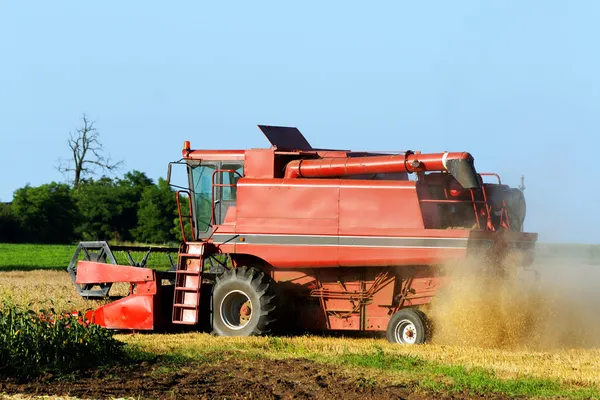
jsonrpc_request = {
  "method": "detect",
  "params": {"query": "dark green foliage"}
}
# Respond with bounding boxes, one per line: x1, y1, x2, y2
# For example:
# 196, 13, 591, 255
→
4, 169, 186, 245
0, 301, 125, 378
73, 177, 124, 241
74, 171, 154, 242
132, 178, 179, 244
114, 171, 155, 242
11, 183, 78, 244
0, 203, 21, 243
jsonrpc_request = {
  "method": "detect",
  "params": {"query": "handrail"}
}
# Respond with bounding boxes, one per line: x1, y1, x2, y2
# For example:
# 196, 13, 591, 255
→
419, 172, 512, 231
479, 172, 510, 230
420, 172, 514, 232
211, 169, 243, 226
476, 176, 494, 231
176, 190, 196, 242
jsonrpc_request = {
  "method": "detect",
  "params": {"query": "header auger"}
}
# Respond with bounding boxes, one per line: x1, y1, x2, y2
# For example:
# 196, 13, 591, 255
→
68, 125, 537, 344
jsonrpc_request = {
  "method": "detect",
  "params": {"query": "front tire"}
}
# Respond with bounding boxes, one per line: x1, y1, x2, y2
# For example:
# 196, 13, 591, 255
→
211, 266, 278, 336
386, 308, 430, 345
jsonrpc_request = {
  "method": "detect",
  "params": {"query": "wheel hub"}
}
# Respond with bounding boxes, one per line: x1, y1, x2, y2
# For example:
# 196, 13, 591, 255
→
395, 319, 417, 344
220, 290, 253, 330
240, 303, 251, 316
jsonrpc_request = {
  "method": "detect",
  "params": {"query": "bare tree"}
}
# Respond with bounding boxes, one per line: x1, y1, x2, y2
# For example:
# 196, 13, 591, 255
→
57, 114, 124, 187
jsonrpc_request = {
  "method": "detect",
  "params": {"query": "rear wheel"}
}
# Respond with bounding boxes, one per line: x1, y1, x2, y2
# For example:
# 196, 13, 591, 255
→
386, 308, 430, 345
211, 266, 278, 336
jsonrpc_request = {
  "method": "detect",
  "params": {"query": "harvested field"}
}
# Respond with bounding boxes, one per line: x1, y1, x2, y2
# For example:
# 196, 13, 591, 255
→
0, 270, 128, 313
0, 357, 501, 400
123, 332, 600, 388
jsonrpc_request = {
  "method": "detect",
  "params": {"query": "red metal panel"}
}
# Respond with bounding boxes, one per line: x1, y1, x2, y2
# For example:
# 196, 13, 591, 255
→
234, 218, 338, 235
235, 243, 339, 268
328, 315, 360, 330
223, 206, 237, 225
75, 261, 154, 284
231, 244, 467, 268
365, 317, 391, 331
236, 179, 340, 235
86, 294, 155, 330
338, 181, 424, 235
338, 247, 466, 267
335, 228, 472, 238
244, 149, 275, 179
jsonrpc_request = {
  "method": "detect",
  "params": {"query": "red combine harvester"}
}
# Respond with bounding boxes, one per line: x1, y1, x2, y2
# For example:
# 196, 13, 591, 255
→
68, 125, 537, 344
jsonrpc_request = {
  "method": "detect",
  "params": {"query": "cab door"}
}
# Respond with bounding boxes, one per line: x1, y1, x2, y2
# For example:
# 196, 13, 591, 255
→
189, 161, 244, 240
214, 162, 244, 226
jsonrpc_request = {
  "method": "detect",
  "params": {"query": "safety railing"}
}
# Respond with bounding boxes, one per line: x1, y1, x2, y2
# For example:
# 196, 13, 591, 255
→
176, 190, 196, 242
211, 169, 243, 226
479, 172, 510, 230
418, 172, 510, 232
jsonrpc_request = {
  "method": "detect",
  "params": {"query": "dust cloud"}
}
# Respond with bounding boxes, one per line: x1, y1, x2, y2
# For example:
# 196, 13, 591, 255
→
426, 245, 600, 350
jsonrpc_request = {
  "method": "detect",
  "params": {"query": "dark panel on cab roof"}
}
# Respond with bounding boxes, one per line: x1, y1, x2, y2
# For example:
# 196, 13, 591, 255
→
257, 125, 313, 151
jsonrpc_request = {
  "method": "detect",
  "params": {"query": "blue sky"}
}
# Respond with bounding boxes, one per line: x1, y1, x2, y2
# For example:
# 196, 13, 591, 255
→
0, 1, 598, 244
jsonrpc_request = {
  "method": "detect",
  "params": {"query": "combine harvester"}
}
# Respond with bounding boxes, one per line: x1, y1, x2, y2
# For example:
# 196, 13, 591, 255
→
68, 125, 537, 344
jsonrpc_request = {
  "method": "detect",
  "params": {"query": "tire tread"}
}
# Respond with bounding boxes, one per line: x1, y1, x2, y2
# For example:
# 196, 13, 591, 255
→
212, 265, 278, 336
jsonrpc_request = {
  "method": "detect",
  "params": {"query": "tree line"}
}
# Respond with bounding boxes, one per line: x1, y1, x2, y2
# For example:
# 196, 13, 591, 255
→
0, 114, 189, 245
0, 171, 183, 245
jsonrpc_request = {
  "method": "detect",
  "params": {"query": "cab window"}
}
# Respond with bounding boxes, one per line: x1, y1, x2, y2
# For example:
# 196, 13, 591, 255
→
221, 163, 244, 201
191, 163, 217, 233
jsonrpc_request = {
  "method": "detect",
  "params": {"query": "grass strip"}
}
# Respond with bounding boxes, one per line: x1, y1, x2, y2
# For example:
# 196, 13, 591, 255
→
0, 244, 76, 271
0, 243, 174, 271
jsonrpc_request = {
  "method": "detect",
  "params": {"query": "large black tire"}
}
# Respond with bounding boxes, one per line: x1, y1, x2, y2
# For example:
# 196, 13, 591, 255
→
386, 308, 430, 345
211, 265, 278, 336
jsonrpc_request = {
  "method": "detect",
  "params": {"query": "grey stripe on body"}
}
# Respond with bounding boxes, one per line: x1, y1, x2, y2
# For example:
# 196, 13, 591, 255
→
212, 234, 477, 249
210, 233, 535, 250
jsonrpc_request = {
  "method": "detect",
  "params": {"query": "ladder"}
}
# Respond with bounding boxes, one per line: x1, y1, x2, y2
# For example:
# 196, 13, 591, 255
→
172, 252, 204, 324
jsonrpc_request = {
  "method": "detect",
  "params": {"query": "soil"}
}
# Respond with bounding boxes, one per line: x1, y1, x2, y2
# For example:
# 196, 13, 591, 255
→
0, 358, 514, 400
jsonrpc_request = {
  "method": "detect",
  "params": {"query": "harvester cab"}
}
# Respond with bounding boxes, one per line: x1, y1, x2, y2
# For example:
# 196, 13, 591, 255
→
68, 125, 537, 344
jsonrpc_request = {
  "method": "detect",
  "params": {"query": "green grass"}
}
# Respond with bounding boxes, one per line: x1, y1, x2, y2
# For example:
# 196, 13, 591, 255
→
337, 347, 592, 398
0, 243, 76, 270
0, 243, 176, 272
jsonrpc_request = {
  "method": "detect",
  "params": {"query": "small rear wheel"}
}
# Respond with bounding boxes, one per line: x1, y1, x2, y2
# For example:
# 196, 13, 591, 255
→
211, 265, 278, 336
386, 308, 430, 345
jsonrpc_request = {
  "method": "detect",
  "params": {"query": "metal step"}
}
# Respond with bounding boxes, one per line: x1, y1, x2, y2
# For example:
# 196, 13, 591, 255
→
172, 254, 204, 325
175, 270, 202, 275
173, 303, 198, 308
174, 287, 200, 292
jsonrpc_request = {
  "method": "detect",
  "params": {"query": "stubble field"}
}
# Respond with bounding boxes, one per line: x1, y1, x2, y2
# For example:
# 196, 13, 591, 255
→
1, 243, 600, 399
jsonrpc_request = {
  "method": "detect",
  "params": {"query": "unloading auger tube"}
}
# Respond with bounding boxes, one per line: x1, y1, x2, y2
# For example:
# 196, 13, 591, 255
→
284, 151, 481, 189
